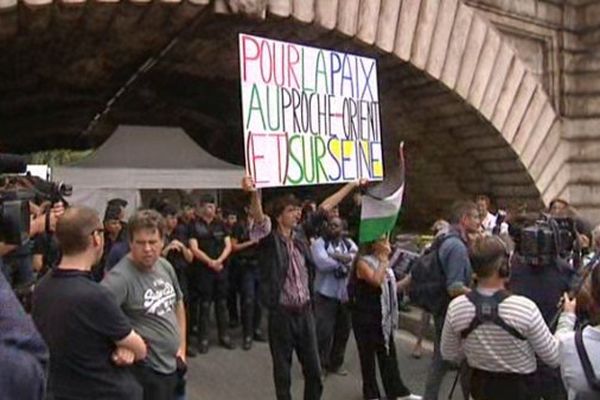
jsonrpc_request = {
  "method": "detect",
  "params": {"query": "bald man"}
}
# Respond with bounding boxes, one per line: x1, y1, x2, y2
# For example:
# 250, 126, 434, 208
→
32, 207, 147, 400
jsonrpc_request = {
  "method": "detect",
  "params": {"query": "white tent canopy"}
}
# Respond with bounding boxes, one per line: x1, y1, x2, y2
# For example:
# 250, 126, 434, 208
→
53, 125, 245, 190
52, 125, 245, 215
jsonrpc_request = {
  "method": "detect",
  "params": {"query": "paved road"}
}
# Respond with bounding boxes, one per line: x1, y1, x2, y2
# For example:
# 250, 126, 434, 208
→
185, 328, 464, 400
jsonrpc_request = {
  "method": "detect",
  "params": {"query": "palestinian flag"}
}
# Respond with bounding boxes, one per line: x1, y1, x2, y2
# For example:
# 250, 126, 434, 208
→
359, 143, 405, 244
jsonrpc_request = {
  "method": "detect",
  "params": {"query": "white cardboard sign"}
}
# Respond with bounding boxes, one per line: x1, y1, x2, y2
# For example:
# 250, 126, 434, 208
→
239, 33, 383, 188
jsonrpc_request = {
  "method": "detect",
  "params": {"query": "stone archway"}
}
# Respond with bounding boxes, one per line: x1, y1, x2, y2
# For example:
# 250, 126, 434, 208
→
0, 0, 563, 227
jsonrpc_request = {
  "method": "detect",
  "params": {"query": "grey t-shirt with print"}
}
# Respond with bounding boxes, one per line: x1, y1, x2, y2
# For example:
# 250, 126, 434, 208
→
102, 256, 183, 374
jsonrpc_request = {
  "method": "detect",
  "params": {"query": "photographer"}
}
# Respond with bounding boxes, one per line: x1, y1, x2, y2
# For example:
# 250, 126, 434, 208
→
311, 215, 358, 376
555, 271, 600, 399
549, 198, 593, 268
441, 235, 560, 400
1, 201, 64, 282
509, 213, 579, 400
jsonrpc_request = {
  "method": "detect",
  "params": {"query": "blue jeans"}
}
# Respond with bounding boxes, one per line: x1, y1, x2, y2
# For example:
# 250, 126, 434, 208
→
241, 262, 262, 337
424, 312, 453, 400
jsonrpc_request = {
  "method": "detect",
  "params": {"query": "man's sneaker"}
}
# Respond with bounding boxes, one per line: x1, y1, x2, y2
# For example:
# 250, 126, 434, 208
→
411, 344, 423, 359
398, 394, 422, 400
219, 336, 236, 350
253, 329, 267, 342
328, 368, 349, 376
198, 339, 209, 354
186, 346, 197, 358
242, 337, 253, 351
253, 330, 267, 342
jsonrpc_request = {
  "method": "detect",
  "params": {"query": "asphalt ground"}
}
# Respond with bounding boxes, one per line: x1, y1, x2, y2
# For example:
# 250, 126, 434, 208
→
185, 326, 465, 400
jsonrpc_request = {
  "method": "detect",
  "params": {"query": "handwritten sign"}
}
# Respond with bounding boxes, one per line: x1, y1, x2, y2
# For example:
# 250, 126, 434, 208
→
239, 33, 383, 188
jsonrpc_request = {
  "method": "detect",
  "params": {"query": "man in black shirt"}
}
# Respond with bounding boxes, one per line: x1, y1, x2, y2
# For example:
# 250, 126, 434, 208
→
508, 213, 578, 400
161, 204, 196, 358
231, 207, 265, 350
189, 194, 234, 353
224, 209, 242, 328
509, 254, 575, 400
32, 207, 147, 400
161, 204, 194, 300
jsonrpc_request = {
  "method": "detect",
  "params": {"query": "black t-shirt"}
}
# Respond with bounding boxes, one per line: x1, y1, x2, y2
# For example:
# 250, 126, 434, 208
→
32, 269, 141, 400
190, 219, 228, 261
32, 232, 61, 272
174, 222, 191, 243
232, 221, 258, 260
509, 255, 576, 326
302, 209, 328, 241
165, 226, 189, 272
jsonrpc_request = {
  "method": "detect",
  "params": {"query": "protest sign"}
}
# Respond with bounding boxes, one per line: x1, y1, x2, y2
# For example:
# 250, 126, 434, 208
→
239, 33, 383, 188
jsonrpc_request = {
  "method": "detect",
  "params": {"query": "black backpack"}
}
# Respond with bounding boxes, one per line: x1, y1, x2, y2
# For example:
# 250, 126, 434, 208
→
408, 233, 459, 314
460, 290, 526, 340
575, 325, 600, 391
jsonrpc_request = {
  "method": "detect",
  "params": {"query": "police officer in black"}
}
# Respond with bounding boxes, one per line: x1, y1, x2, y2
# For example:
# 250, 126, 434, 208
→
159, 204, 196, 358
508, 213, 578, 400
231, 206, 266, 350
189, 194, 234, 353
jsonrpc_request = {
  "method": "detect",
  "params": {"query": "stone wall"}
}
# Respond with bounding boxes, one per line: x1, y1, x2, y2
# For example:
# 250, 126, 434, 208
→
0, 0, 598, 226
466, 0, 600, 223
563, 1, 600, 222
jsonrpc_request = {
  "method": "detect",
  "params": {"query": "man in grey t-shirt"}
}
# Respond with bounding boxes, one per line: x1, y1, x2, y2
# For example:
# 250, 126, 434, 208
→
103, 210, 186, 400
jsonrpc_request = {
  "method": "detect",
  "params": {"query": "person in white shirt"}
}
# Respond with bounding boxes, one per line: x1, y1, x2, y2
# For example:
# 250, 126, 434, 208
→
475, 195, 508, 235
441, 235, 561, 400
555, 267, 600, 399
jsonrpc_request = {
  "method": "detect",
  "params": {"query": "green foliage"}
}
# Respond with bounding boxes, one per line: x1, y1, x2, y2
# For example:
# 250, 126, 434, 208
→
29, 149, 93, 167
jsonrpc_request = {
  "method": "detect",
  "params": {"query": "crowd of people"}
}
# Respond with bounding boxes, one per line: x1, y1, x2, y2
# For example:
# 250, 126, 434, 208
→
2, 178, 600, 400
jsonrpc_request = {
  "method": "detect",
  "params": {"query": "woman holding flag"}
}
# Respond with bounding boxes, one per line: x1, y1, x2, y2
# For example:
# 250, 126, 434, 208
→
347, 143, 420, 399
347, 234, 421, 400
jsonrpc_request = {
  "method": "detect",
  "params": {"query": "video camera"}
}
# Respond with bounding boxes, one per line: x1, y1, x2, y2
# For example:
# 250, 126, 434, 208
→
0, 153, 72, 245
515, 214, 579, 267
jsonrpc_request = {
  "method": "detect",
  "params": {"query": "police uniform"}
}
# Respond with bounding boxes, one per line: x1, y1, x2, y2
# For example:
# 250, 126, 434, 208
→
190, 218, 230, 346
232, 220, 263, 345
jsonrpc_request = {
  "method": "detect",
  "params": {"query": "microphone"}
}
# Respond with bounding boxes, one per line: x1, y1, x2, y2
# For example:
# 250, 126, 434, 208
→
0, 153, 27, 174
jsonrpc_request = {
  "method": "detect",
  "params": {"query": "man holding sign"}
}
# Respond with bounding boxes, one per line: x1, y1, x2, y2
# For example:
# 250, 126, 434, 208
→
242, 176, 364, 400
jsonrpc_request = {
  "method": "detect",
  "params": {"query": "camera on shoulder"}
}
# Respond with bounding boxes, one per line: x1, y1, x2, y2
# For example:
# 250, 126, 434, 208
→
513, 213, 578, 267
0, 153, 72, 245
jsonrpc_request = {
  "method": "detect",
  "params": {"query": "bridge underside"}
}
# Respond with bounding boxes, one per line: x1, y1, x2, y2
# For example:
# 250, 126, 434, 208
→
0, 4, 542, 228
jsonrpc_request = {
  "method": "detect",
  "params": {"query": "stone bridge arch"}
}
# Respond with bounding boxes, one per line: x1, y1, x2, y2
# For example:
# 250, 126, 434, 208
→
0, 0, 565, 227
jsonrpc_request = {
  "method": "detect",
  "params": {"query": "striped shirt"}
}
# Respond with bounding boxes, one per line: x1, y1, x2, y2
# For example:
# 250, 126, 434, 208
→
441, 287, 560, 374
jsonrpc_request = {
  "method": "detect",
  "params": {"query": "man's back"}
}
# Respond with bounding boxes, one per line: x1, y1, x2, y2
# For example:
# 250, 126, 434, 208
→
509, 256, 574, 325
32, 269, 140, 399
442, 290, 559, 374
